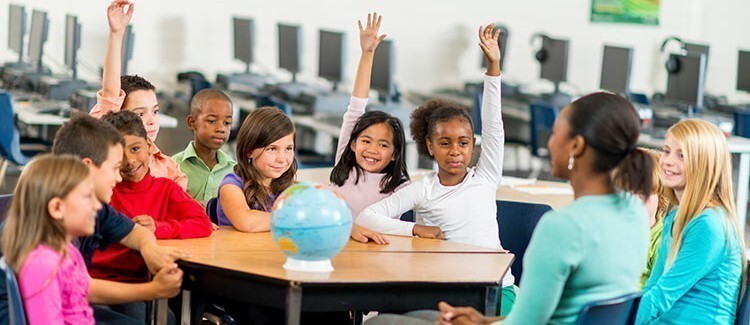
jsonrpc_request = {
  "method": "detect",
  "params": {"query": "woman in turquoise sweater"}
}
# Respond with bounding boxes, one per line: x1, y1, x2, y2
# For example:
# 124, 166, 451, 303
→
369, 92, 653, 325
636, 119, 745, 324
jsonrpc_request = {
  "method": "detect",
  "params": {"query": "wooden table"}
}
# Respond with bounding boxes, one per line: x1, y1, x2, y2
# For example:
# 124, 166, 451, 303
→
158, 230, 513, 325
297, 167, 574, 210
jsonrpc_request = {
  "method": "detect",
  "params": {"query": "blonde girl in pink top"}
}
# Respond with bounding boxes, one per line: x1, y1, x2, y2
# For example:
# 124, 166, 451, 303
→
2, 155, 102, 324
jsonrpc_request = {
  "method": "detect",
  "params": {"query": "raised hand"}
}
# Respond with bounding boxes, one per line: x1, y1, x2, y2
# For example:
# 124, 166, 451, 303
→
358, 12, 387, 53
107, 0, 134, 35
479, 24, 502, 76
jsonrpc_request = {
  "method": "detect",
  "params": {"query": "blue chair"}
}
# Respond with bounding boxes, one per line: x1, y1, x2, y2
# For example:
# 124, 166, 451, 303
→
206, 197, 219, 225
0, 91, 48, 185
255, 94, 293, 117
736, 265, 750, 325
529, 101, 559, 158
471, 87, 483, 135
189, 77, 212, 101
0, 257, 26, 325
400, 210, 415, 222
576, 292, 641, 325
0, 194, 12, 224
734, 109, 750, 138
496, 200, 552, 286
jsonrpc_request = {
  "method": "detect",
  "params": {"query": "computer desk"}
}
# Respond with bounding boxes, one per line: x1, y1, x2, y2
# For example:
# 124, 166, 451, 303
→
157, 230, 513, 325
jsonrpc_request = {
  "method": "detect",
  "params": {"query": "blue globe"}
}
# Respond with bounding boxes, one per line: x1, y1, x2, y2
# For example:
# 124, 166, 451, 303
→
270, 182, 352, 271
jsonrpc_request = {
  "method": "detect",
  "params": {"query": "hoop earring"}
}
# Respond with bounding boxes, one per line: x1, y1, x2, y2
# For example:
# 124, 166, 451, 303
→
247, 158, 253, 164
567, 154, 574, 171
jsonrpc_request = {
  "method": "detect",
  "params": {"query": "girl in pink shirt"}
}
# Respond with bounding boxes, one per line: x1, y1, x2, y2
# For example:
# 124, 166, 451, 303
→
1, 155, 102, 324
328, 13, 410, 242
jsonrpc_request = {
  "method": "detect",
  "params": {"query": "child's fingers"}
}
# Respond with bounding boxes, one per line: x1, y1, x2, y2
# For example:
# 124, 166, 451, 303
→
492, 28, 501, 41
125, 2, 134, 16
478, 26, 484, 40
367, 13, 372, 29
358, 20, 364, 32
376, 13, 382, 29
377, 34, 387, 43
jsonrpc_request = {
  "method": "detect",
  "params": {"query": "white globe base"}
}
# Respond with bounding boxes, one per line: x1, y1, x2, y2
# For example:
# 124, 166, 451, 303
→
283, 257, 334, 272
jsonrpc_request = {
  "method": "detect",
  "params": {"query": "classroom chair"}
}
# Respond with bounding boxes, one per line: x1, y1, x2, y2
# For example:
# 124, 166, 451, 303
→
496, 200, 552, 286
0, 194, 11, 224
189, 77, 212, 102
736, 264, 750, 325
206, 197, 219, 225
528, 101, 558, 178
734, 109, 750, 138
576, 292, 641, 325
0, 257, 26, 325
0, 91, 48, 186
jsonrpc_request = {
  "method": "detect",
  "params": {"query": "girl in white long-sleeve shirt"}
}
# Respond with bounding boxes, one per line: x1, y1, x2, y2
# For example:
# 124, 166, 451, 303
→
356, 24, 515, 314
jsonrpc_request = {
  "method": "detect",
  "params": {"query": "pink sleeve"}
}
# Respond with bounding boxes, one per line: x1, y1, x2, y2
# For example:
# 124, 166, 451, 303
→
335, 96, 369, 164
150, 149, 188, 191
18, 248, 64, 325
89, 89, 126, 118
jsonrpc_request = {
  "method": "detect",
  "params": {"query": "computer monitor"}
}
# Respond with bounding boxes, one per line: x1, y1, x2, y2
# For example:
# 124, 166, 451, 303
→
371, 39, 395, 101
8, 4, 26, 63
683, 42, 709, 67
481, 25, 508, 71
233, 17, 254, 73
27, 9, 48, 72
600, 45, 633, 95
64, 14, 81, 79
318, 30, 345, 91
737, 50, 750, 93
665, 53, 706, 111
540, 37, 569, 86
278, 23, 301, 81
121, 25, 134, 75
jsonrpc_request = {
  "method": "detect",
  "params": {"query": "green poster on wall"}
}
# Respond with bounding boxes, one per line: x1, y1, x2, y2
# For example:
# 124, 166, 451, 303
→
591, 0, 660, 25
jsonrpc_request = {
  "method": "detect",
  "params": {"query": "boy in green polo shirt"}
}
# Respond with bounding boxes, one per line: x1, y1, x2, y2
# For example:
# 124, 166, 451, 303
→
173, 89, 236, 205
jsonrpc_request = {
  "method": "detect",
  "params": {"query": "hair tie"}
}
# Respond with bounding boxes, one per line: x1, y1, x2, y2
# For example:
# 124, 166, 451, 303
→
626, 144, 637, 154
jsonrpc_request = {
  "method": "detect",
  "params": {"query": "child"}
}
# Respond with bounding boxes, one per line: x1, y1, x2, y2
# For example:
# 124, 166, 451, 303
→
217, 107, 297, 232
329, 13, 409, 218
173, 88, 236, 204
92, 111, 211, 320
637, 119, 745, 324
2, 155, 101, 324
90, 1, 187, 190
52, 114, 185, 323
382, 92, 653, 325
357, 24, 517, 312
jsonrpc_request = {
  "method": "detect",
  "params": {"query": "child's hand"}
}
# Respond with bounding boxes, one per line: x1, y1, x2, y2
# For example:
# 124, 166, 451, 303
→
478, 24, 502, 76
351, 224, 390, 245
438, 301, 493, 325
358, 12, 387, 53
211, 222, 220, 231
151, 263, 183, 299
133, 215, 156, 233
141, 243, 192, 274
107, 0, 134, 35
412, 225, 444, 239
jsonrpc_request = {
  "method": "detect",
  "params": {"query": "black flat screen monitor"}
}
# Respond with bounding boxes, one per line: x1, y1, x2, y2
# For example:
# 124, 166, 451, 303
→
64, 14, 81, 78
600, 45, 633, 95
371, 39, 394, 97
233, 17, 255, 69
28, 9, 48, 71
121, 25, 134, 75
8, 4, 25, 60
540, 37, 569, 84
318, 30, 345, 85
666, 53, 706, 109
278, 23, 301, 75
737, 50, 750, 93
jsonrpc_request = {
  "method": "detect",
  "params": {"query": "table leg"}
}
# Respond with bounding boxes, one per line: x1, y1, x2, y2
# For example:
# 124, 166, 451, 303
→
737, 153, 750, 237
286, 282, 302, 325
181, 290, 191, 325
484, 285, 499, 317
156, 299, 168, 325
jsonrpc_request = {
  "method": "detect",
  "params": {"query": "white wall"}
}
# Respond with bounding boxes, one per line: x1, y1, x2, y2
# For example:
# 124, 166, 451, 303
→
2, 0, 750, 101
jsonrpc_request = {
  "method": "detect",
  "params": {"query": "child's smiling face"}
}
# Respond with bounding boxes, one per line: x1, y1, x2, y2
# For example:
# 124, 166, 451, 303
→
120, 134, 151, 183
350, 122, 396, 173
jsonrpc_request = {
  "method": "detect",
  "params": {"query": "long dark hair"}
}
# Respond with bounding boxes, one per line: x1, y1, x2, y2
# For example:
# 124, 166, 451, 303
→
330, 111, 409, 194
409, 99, 473, 159
567, 92, 652, 197
234, 107, 298, 210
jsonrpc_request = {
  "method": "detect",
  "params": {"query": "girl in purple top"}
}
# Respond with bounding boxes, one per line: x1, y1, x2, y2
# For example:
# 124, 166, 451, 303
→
2, 155, 102, 325
217, 107, 297, 232
328, 13, 410, 242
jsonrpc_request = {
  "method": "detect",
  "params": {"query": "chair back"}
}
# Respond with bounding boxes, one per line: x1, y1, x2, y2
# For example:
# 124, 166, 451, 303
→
734, 109, 750, 138
206, 197, 219, 225
0, 92, 33, 165
577, 292, 641, 325
529, 101, 558, 158
0, 257, 26, 325
496, 200, 552, 285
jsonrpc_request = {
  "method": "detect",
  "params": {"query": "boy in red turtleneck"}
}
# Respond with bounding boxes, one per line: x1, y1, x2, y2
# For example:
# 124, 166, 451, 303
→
91, 110, 211, 286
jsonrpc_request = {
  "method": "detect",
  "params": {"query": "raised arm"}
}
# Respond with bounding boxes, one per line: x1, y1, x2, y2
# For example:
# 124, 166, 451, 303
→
475, 24, 505, 186
335, 13, 387, 163
91, 1, 133, 116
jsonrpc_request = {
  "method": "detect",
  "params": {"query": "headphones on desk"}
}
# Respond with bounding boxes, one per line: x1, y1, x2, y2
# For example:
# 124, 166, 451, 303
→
530, 33, 551, 63
660, 36, 686, 73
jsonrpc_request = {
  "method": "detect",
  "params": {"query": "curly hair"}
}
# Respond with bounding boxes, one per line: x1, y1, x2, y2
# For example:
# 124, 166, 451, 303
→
101, 110, 148, 140
409, 99, 473, 158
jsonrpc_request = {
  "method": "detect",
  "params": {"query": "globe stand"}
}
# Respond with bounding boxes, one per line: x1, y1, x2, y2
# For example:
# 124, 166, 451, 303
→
283, 257, 334, 272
